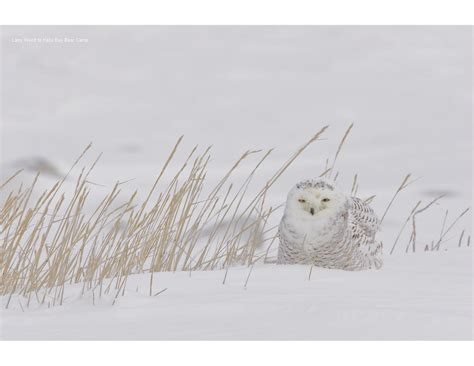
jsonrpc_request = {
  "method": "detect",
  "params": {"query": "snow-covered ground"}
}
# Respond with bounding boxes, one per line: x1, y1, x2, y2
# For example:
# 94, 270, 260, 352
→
2, 249, 471, 340
0, 26, 472, 340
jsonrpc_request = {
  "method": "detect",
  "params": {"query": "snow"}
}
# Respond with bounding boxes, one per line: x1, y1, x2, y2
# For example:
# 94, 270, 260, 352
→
0, 26, 472, 340
1, 249, 471, 340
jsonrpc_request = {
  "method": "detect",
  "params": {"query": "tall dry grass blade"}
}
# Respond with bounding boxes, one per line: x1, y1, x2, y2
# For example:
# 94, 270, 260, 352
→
433, 207, 470, 251
380, 173, 412, 225
405, 195, 445, 253
351, 174, 358, 196
458, 230, 465, 247
244, 265, 254, 289
0, 169, 24, 191
364, 195, 376, 204
328, 123, 353, 179
389, 200, 421, 255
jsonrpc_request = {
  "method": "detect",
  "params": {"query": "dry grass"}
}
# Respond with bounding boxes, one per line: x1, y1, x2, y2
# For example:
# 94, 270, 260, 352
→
1, 124, 470, 308
0, 127, 328, 308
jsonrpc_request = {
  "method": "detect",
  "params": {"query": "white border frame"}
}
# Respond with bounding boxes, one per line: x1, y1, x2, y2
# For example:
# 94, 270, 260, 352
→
0, 0, 473, 25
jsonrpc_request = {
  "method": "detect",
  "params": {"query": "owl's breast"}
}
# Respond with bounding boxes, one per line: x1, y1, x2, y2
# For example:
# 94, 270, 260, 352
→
280, 214, 345, 253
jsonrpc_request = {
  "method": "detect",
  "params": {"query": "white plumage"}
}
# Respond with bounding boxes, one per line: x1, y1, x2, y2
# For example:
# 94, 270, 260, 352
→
277, 179, 383, 270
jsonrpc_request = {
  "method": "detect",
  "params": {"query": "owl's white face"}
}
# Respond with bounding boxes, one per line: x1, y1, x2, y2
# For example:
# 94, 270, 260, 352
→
285, 184, 348, 221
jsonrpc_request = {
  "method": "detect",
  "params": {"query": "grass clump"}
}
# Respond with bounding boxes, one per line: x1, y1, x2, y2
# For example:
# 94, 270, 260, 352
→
1, 124, 470, 308
0, 127, 328, 307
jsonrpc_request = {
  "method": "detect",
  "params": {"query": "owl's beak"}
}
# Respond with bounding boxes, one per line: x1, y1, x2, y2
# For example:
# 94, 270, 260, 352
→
310, 207, 315, 215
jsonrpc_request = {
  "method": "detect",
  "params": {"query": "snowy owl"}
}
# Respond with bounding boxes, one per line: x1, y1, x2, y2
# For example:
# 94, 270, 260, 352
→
277, 179, 383, 270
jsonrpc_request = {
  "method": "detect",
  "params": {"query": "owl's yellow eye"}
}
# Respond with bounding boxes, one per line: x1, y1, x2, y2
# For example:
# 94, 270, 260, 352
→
298, 199, 306, 203
322, 198, 330, 203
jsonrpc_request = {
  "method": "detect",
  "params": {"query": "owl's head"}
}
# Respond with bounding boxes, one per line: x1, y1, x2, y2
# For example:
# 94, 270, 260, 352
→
285, 179, 349, 220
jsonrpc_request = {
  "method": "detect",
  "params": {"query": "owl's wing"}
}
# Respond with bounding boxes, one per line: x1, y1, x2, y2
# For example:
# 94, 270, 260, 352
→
349, 197, 383, 269
349, 197, 379, 238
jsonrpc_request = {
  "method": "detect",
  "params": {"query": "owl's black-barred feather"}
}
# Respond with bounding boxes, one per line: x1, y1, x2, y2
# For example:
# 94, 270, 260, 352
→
349, 197, 379, 238
347, 197, 383, 270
